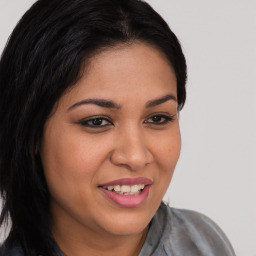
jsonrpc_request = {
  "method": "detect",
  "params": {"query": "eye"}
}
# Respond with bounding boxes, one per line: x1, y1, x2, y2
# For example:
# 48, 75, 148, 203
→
79, 117, 113, 128
144, 114, 174, 125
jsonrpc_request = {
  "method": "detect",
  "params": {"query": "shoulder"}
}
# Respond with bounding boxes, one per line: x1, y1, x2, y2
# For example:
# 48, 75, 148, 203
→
156, 203, 236, 255
0, 244, 26, 256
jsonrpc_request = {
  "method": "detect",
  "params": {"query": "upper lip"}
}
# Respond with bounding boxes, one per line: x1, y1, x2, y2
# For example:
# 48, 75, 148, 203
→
99, 177, 153, 187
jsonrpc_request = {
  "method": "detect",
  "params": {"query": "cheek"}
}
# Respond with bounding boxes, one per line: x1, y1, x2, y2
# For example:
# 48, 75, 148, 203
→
155, 127, 181, 169
41, 127, 114, 207
42, 130, 102, 177
41, 130, 90, 200
152, 127, 181, 190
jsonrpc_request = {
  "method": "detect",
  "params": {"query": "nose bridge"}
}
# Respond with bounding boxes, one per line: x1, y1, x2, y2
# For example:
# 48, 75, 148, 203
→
111, 123, 151, 170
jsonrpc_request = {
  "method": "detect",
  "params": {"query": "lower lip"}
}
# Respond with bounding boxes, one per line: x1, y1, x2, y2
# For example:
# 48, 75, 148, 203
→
99, 185, 151, 207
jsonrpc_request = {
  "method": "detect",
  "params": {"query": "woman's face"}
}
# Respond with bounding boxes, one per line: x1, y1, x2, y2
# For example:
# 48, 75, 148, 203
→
41, 42, 181, 238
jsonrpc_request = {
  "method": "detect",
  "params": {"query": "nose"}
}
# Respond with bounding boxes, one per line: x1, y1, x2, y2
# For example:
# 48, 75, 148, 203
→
110, 126, 153, 171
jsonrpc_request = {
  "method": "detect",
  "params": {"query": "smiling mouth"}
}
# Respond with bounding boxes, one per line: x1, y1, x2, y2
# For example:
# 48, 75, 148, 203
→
101, 184, 146, 195
98, 177, 152, 207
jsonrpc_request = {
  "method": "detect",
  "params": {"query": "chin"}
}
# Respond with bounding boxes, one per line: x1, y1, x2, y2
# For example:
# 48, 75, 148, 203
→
98, 209, 153, 237
105, 222, 148, 237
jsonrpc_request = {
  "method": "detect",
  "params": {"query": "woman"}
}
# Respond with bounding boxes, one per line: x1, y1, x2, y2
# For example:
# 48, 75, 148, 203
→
0, 0, 236, 255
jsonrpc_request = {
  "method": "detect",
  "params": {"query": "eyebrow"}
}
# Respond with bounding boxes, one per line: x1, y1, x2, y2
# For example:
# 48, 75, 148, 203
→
145, 94, 177, 108
67, 98, 121, 111
67, 94, 176, 111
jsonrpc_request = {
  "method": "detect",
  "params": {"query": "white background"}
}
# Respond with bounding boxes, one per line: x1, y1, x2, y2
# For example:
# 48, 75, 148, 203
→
0, 1, 255, 255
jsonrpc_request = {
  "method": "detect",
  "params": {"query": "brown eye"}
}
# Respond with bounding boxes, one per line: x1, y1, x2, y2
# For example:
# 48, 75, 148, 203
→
152, 116, 162, 122
91, 118, 104, 126
145, 114, 174, 125
79, 117, 113, 128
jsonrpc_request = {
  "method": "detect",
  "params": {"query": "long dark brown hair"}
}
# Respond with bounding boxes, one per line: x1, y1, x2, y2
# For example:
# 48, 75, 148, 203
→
0, 0, 187, 255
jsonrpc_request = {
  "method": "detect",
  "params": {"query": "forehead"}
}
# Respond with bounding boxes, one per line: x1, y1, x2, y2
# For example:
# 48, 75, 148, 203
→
60, 42, 177, 108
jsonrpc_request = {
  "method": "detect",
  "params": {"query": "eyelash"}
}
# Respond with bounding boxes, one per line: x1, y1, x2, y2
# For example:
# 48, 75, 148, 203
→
78, 114, 174, 128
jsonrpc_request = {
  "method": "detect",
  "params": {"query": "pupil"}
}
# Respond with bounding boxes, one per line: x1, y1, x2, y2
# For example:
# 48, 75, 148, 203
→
93, 118, 102, 125
153, 116, 161, 122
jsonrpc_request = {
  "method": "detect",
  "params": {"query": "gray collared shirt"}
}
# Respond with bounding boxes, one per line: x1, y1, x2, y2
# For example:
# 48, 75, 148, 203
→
138, 203, 236, 256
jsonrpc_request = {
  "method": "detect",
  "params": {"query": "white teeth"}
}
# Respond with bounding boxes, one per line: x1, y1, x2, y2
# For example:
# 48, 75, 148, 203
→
107, 186, 114, 191
105, 184, 146, 195
113, 185, 120, 192
131, 185, 139, 193
121, 185, 131, 192
139, 184, 145, 190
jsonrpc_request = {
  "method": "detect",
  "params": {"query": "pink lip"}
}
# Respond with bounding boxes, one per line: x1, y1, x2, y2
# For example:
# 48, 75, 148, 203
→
99, 177, 153, 187
98, 177, 153, 208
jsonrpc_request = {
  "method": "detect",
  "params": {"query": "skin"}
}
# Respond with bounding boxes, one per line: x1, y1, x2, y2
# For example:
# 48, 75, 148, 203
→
40, 42, 181, 256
